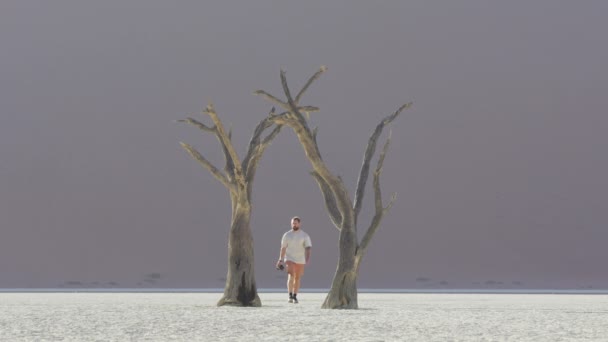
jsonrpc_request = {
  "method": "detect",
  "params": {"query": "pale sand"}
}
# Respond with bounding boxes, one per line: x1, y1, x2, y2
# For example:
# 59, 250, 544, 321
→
1, 293, 607, 341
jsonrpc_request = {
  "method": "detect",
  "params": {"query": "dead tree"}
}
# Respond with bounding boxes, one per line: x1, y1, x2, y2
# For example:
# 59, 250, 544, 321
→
255, 66, 411, 309
178, 104, 282, 307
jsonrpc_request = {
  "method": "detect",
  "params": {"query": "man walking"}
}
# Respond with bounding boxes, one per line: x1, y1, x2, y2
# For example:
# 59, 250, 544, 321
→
276, 216, 312, 303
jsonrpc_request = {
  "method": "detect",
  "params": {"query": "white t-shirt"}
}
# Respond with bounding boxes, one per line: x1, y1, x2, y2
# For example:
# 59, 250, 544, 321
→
281, 229, 312, 264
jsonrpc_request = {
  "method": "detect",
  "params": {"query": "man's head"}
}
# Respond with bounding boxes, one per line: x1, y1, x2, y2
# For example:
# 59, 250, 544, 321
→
291, 216, 301, 231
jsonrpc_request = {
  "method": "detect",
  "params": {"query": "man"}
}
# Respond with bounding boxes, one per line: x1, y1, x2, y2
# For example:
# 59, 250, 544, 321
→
276, 216, 312, 304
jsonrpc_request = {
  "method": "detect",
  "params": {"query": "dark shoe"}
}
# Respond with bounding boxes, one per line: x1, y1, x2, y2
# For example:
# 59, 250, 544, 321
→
288, 293, 294, 303
293, 295, 298, 304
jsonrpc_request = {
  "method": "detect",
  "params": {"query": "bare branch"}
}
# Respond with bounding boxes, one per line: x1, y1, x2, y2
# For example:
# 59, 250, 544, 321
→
242, 118, 273, 173
253, 90, 287, 108
177, 118, 215, 133
260, 107, 282, 145
384, 102, 412, 125
243, 118, 281, 180
253, 91, 319, 116
243, 106, 284, 183
204, 103, 245, 186
177, 114, 236, 181
373, 136, 391, 211
244, 123, 283, 198
353, 103, 411, 222
262, 123, 282, 146
312, 126, 322, 161
260, 67, 355, 228
219, 136, 236, 181
299, 105, 320, 113
384, 192, 397, 213
187, 106, 233, 181
295, 65, 328, 103
280, 69, 311, 129
176, 115, 236, 178
358, 135, 395, 256
179, 142, 233, 190
280, 70, 297, 108
310, 171, 342, 230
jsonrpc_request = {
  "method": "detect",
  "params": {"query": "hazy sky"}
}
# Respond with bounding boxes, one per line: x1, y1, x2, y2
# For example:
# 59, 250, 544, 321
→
1, 1, 607, 289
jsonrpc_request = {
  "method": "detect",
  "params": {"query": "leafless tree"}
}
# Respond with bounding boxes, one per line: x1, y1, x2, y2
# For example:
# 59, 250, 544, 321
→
256, 66, 411, 309
178, 104, 282, 306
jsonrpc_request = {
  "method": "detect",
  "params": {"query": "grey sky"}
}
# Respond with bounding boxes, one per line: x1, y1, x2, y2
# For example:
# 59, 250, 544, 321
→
1, 1, 607, 289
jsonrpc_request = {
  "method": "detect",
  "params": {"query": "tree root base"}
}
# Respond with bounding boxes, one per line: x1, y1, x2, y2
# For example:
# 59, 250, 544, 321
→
217, 295, 262, 307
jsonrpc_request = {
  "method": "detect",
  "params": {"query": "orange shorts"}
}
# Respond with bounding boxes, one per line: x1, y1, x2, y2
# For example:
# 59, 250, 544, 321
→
285, 261, 305, 276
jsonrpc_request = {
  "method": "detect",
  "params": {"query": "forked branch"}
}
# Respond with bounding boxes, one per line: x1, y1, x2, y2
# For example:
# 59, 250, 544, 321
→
253, 91, 287, 108
280, 70, 310, 129
179, 142, 233, 191
275, 68, 355, 226
203, 104, 245, 186
177, 117, 215, 133
357, 134, 397, 255
353, 102, 412, 221
180, 104, 282, 195
253, 91, 319, 115
178, 110, 236, 180
243, 108, 283, 183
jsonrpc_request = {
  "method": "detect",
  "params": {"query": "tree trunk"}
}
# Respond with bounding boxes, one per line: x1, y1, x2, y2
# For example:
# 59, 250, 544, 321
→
322, 226, 360, 309
217, 203, 261, 307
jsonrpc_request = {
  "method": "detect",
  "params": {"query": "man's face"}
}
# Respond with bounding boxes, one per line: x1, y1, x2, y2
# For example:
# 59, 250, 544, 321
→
291, 219, 300, 230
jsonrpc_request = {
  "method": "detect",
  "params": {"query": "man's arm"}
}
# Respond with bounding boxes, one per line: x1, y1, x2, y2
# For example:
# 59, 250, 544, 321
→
277, 233, 287, 267
276, 246, 287, 267
305, 247, 311, 264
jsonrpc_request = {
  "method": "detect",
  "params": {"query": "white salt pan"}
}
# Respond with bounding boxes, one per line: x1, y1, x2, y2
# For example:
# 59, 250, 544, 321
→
1, 293, 607, 341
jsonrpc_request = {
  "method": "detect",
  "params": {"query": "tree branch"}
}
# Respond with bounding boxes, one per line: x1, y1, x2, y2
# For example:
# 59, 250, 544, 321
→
253, 90, 287, 108
242, 116, 282, 182
259, 67, 355, 229
243, 108, 274, 173
240, 106, 284, 194
373, 134, 391, 211
179, 142, 233, 191
177, 118, 215, 133
281, 69, 352, 218
312, 126, 322, 161
310, 171, 342, 230
219, 135, 236, 181
262, 124, 282, 145
244, 123, 283, 198
358, 135, 396, 256
178, 116, 235, 181
299, 106, 320, 115
204, 103, 245, 186
280, 69, 312, 132
252, 92, 319, 118
295, 65, 328, 103
353, 102, 411, 222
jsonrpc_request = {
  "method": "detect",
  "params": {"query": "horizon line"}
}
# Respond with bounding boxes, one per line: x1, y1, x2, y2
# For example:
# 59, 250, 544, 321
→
1, 288, 608, 294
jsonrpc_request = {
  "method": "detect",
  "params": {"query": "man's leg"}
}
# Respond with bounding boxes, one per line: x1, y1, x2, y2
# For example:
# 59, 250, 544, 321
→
286, 261, 296, 302
292, 263, 305, 303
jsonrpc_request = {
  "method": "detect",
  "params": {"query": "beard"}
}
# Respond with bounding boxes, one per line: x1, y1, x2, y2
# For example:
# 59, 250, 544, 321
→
292, 226, 300, 231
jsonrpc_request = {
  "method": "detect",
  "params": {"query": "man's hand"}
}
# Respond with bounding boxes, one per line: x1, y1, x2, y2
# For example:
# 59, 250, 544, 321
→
276, 260, 284, 270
